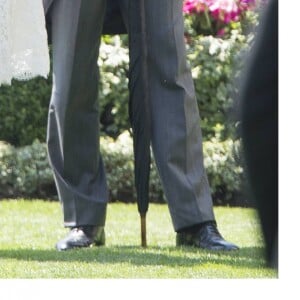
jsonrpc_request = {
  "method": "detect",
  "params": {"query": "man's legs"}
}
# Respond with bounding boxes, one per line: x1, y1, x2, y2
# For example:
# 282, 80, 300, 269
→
122, 0, 214, 230
120, 0, 238, 250
45, 0, 108, 248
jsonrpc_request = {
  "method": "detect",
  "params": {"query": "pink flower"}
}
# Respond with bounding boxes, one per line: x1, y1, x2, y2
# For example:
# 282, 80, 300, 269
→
183, 0, 262, 36
183, 0, 211, 14
217, 28, 226, 36
239, 0, 256, 12
183, 0, 259, 22
208, 0, 240, 23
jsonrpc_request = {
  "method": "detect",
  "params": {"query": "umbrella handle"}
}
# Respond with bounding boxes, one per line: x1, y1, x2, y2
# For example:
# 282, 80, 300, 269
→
140, 213, 147, 247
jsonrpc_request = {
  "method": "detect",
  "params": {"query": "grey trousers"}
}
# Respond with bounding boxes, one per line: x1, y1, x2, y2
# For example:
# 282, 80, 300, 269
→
44, 0, 215, 231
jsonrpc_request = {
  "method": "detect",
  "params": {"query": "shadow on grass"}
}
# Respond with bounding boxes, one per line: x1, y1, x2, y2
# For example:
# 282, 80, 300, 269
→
0, 246, 269, 269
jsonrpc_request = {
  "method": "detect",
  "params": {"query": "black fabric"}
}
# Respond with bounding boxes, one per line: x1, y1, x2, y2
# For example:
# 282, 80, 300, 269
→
240, 0, 278, 268
45, 1, 127, 45
102, 0, 127, 34
128, 0, 151, 216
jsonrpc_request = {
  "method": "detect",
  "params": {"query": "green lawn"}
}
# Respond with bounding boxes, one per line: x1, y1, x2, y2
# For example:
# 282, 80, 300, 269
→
0, 200, 277, 278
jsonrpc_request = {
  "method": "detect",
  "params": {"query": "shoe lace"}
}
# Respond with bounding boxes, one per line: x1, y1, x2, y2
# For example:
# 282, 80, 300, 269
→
70, 227, 85, 235
203, 223, 222, 239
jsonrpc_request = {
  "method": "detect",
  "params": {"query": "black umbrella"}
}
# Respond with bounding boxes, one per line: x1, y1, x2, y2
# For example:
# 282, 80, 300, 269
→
128, 0, 151, 247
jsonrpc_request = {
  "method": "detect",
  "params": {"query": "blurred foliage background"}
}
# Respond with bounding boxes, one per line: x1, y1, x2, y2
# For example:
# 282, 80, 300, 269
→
0, 1, 266, 206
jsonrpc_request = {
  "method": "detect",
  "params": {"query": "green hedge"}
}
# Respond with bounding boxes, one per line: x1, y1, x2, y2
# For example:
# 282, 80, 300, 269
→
0, 135, 247, 206
0, 141, 54, 198
187, 30, 251, 140
0, 76, 52, 147
0, 29, 252, 146
98, 36, 130, 138
98, 31, 252, 142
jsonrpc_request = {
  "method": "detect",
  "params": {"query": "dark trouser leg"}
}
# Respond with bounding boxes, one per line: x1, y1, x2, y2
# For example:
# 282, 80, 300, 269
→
46, 0, 108, 227
121, 0, 215, 231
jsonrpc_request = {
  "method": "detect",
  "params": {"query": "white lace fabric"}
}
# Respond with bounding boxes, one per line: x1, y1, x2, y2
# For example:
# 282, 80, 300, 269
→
0, 0, 50, 85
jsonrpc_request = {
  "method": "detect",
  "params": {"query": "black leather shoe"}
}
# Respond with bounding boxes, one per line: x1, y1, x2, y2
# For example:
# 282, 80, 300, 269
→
56, 226, 105, 251
176, 222, 239, 251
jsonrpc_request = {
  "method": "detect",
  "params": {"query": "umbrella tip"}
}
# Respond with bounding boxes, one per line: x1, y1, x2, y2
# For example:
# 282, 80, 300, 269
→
140, 213, 147, 247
